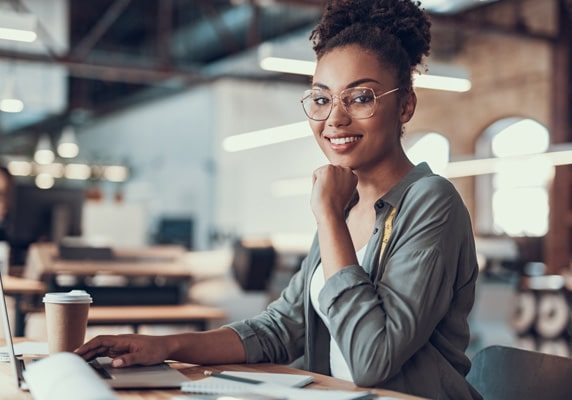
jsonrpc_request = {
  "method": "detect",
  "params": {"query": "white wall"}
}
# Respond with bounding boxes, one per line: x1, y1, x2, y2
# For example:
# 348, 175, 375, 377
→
75, 78, 326, 249
77, 86, 216, 249
213, 79, 326, 238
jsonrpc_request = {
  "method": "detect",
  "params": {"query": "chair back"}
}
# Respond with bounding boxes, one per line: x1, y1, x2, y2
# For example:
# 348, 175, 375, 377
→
467, 345, 572, 400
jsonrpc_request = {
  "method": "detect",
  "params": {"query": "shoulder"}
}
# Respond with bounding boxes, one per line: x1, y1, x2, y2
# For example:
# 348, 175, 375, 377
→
402, 174, 461, 209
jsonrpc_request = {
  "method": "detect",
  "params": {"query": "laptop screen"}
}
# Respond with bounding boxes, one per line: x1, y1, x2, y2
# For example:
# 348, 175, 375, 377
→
0, 273, 21, 387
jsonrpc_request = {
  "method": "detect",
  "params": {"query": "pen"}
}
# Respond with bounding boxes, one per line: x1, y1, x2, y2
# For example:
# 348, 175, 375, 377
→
203, 370, 264, 385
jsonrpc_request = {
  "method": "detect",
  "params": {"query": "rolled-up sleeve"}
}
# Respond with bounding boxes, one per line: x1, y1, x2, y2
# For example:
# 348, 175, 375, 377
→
318, 177, 467, 387
225, 251, 310, 365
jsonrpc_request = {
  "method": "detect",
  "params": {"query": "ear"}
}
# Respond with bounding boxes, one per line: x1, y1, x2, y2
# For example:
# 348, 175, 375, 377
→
400, 90, 417, 124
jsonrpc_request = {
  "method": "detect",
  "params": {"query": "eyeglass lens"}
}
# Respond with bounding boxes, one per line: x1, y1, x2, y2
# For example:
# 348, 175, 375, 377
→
302, 87, 377, 121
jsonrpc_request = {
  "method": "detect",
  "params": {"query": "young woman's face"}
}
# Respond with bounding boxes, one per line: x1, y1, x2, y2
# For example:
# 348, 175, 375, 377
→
308, 44, 412, 172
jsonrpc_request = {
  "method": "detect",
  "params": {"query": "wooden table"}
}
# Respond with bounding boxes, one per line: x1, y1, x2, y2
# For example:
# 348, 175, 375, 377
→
0, 340, 424, 400
25, 243, 191, 280
87, 304, 226, 332
1, 276, 46, 336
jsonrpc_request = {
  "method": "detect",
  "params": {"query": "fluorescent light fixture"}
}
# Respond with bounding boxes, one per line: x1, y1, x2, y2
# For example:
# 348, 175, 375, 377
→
1, 78, 24, 113
57, 126, 79, 158
35, 173, 54, 190
259, 56, 471, 92
0, 98, 24, 113
272, 147, 572, 197
260, 57, 316, 75
34, 135, 55, 165
7, 160, 32, 176
412, 74, 471, 92
103, 166, 129, 182
0, 10, 37, 43
0, 27, 36, 42
65, 163, 91, 180
223, 121, 312, 152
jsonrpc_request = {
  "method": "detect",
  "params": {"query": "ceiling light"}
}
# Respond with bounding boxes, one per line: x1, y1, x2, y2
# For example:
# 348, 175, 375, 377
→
35, 173, 54, 190
0, 10, 37, 43
223, 121, 312, 152
7, 160, 32, 176
260, 57, 315, 75
36, 163, 64, 179
0, 78, 24, 113
103, 166, 129, 182
34, 135, 55, 165
258, 56, 471, 92
65, 163, 91, 180
57, 126, 79, 158
0, 98, 24, 113
412, 74, 471, 92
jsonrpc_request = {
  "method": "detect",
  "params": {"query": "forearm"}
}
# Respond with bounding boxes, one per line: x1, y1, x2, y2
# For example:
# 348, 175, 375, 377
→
317, 213, 358, 280
166, 327, 246, 364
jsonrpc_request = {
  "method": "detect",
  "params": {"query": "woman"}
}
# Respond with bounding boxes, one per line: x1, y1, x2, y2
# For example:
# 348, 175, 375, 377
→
77, 1, 481, 398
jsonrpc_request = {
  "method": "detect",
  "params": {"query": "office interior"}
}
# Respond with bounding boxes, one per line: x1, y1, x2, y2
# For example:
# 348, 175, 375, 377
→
0, 0, 571, 388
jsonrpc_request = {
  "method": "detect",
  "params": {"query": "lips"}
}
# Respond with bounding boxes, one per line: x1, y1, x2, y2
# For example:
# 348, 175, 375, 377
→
323, 133, 363, 153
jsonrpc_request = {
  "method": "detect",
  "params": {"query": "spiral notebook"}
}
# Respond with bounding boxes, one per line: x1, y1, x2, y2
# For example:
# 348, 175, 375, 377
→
180, 372, 376, 400
181, 371, 312, 395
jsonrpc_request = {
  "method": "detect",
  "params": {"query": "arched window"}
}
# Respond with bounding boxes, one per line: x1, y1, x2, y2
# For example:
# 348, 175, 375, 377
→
476, 118, 552, 236
403, 132, 450, 175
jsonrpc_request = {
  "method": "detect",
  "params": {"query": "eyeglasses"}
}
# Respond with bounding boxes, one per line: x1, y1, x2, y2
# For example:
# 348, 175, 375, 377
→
300, 86, 399, 121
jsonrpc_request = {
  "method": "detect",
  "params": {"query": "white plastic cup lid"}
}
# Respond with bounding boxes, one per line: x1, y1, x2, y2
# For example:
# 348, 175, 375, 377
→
43, 290, 93, 304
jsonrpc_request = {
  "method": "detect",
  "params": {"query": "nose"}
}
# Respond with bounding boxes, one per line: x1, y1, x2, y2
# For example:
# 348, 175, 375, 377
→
327, 97, 351, 127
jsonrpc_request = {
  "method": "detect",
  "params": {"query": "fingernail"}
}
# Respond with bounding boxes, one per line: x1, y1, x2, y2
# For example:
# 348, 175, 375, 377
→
112, 359, 124, 367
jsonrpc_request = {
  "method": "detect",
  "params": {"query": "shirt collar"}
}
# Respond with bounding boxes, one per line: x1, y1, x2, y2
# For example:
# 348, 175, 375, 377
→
381, 162, 434, 208
344, 162, 434, 214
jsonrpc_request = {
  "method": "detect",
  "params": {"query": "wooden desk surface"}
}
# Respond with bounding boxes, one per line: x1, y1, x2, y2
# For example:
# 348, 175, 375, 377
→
87, 304, 227, 324
25, 243, 191, 279
0, 340, 423, 400
1, 276, 46, 295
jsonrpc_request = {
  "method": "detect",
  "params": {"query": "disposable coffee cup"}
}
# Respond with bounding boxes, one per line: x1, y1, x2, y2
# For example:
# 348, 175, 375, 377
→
43, 290, 93, 354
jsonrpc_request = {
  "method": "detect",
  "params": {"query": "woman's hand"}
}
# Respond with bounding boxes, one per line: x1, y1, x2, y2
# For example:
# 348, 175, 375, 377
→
75, 334, 173, 368
311, 164, 357, 224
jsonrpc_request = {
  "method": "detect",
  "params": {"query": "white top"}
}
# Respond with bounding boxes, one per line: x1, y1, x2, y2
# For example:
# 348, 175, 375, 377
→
43, 290, 93, 304
309, 246, 367, 382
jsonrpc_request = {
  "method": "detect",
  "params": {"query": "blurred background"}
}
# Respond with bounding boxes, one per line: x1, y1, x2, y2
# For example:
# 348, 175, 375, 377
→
1, 0, 572, 361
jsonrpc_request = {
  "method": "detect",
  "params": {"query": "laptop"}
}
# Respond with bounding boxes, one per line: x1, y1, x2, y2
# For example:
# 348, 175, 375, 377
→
0, 273, 189, 390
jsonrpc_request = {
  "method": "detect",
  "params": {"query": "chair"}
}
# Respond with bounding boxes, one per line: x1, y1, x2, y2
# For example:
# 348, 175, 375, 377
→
467, 345, 572, 400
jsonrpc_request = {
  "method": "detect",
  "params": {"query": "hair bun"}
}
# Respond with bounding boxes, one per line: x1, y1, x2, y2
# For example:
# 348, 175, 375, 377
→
312, 0, 431, 67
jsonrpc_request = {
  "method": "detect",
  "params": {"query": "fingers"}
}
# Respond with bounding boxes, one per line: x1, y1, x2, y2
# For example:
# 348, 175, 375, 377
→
111, 351, 147, 368
75, 335, 131, 360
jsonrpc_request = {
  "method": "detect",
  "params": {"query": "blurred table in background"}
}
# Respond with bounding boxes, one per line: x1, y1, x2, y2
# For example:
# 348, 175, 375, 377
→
25, 243, 192, 305
2, 276, 46, 337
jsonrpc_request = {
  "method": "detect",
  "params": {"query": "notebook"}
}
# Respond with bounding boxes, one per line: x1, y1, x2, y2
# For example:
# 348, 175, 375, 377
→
181, 371, 312, 395
181, 372, 376, 400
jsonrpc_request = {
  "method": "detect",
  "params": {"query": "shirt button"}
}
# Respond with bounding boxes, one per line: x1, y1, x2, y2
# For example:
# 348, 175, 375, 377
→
375, 200, 384, 210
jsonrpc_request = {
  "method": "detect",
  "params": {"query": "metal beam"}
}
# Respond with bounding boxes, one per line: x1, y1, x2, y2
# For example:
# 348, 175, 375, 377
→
72, 0, 132, 60
157, 0, 173, 67
0, 49, 202, 85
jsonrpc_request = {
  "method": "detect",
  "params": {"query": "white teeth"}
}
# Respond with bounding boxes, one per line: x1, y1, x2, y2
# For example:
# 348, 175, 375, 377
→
329, 136, 361, 145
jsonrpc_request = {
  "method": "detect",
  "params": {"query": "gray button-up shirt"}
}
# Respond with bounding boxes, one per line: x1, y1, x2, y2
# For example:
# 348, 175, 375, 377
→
227, 163, 482, 399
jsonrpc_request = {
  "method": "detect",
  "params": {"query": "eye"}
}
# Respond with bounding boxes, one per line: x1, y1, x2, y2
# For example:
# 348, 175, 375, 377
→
312, 95, 330, 106
350, 91, 374, 104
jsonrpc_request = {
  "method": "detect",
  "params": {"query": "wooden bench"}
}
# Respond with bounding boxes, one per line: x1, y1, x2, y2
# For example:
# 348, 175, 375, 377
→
87, 304, 227, 333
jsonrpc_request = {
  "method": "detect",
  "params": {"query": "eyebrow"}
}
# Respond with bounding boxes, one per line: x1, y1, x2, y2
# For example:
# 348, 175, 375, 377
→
312, 78, 382, 90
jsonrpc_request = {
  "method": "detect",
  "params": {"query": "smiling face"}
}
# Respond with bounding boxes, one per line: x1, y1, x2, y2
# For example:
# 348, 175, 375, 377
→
308, 44, 415, 172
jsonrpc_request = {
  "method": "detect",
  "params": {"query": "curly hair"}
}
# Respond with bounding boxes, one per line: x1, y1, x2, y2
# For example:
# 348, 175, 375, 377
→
310, 0, 431, 91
